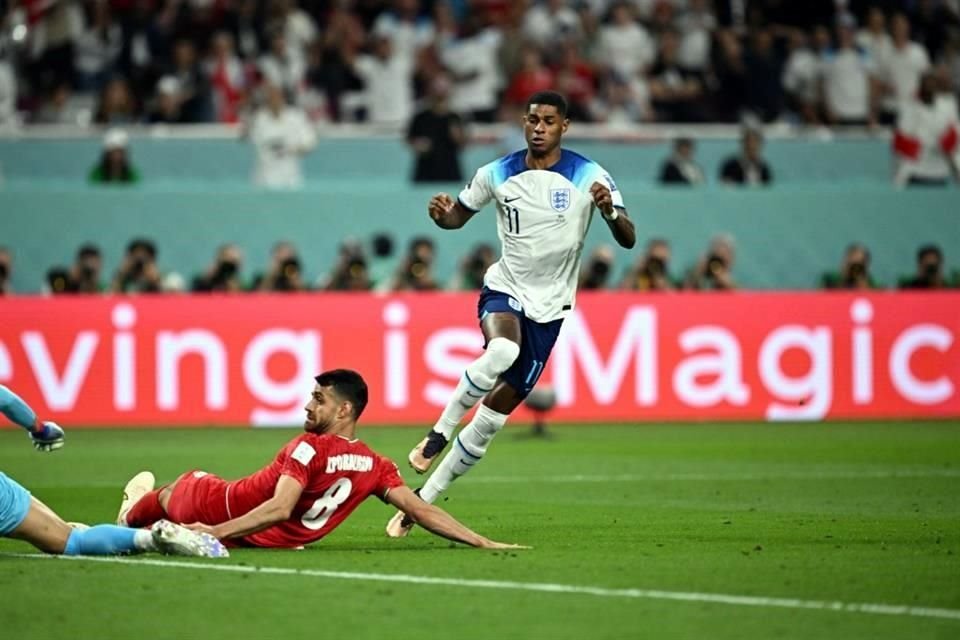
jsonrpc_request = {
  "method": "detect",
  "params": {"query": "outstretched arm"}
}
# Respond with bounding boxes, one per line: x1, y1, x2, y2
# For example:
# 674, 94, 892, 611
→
386, 486, 528, 549
0, 384, 64, 451
189, 474, 303, 540
590, 182, 636, 249
428, 193, 479, 230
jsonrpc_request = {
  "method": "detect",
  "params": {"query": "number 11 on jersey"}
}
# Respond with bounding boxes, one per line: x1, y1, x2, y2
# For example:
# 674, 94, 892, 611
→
505, 206, 520, 233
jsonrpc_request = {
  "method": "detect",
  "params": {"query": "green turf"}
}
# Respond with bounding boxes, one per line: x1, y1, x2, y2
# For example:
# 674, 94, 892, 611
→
1, 422, 959, 640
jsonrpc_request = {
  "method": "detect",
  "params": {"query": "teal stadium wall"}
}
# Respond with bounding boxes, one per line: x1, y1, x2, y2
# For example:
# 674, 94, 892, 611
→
0, 136, 958, 293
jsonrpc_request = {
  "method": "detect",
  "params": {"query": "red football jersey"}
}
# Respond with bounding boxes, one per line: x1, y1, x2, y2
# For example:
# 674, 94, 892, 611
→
226, 432, 404, 548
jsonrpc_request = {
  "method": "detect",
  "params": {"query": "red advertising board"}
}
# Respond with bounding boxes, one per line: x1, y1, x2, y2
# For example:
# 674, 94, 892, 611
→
1, 292, 957, 426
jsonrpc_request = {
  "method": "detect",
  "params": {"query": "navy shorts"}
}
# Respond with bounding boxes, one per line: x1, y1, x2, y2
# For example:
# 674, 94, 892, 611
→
477, 287, 563, 398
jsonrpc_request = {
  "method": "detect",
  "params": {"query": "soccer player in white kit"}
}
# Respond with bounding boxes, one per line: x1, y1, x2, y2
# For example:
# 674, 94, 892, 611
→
387, 91, 636, 536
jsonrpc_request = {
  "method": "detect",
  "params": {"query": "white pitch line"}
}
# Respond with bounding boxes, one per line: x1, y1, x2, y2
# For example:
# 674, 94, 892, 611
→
4, 553, 959, 622
469, 469, 960, 483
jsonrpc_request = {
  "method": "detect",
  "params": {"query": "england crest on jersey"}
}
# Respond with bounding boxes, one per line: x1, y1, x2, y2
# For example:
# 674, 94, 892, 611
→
550, 188, 571, 212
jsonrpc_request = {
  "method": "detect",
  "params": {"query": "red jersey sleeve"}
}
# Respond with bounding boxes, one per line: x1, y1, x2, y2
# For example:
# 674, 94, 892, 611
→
279, 436, 325, 487
374, 455, 405, 502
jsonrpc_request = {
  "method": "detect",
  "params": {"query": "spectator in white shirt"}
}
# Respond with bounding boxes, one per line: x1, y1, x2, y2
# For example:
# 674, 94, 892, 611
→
259, 32, 306, 105
353, 34, 414, 126
893, 72, 960, 186
270, 0, 318, 69
73, 0, 123, 92
677, 0, 717, 72
523, 0, 581, 47
782, 30, 822, 125
877, 13, 931, 123
439, 16, 503, 123
372, 0, 435, 65
248, 83, 317, 189
856, 7, 893, 63
821, 15, 877, 126
597, 1, 655, 80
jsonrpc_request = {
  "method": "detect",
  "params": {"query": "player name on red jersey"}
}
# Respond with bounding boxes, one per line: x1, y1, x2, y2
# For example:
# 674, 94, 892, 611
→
325, 454, 374, 474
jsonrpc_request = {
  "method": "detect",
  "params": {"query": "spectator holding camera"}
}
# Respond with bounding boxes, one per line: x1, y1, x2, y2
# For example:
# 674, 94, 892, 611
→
0, 247, 12, 295
192, 244, 245, 293
69, 244, 105, 293
447, 243, 495, 291
111, 238, 162, 294
621, 238, 675, 291
821, 243, 880, 290
579, 245, 615, 290
324, 240, 372, 291
685, 234, 737, 291
392, 236, 438, 292
254, 241, 307, 292
899, 244, 956, 289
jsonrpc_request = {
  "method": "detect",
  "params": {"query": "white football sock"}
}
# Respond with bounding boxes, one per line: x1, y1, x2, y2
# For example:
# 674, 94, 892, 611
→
420, 404, 509, 503
432, 338, 519, 439
133, 529, 156, 551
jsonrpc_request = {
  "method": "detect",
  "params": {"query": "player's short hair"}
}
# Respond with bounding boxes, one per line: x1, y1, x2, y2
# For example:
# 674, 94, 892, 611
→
77, 244, 101, 260
525, 91, 568, 118
315, 369, 369, 420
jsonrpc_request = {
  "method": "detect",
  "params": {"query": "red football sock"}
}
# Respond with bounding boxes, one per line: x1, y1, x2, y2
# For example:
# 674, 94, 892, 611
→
124, 489, 166, 527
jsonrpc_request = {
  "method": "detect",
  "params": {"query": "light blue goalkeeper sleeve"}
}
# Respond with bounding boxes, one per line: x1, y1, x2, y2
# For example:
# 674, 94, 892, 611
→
0, 385, 38, 432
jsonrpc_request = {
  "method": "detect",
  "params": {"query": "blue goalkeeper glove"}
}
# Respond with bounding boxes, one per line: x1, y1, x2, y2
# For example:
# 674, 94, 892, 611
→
30, 421, 65, 452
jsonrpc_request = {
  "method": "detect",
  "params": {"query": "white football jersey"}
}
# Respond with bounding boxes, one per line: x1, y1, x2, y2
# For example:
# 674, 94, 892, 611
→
458, 149, 625, 322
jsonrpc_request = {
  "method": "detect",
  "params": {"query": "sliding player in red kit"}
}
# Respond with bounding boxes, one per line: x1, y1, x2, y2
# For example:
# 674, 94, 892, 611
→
116, 369, 525, 550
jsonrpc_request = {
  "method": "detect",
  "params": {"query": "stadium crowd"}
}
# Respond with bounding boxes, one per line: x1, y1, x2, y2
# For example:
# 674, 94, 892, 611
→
0, 233, 957, 295
1, 0, 959, 129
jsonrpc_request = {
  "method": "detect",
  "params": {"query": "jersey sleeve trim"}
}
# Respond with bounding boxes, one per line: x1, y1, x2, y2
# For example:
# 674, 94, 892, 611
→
457, 196, 480, 213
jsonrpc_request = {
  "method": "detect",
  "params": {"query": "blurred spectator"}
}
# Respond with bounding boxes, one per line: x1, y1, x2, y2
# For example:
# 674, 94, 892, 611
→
118, 0, 176, 99
648, 29, 706, 122
73, 0, 122, 93
821, 14, 877, 127
372, 0, 435, 64
857, 7, 893, 63
368, 232, 397, 290
597, 2, 655, 81
248, 83, 317, 188
821, 243, 879, 289
353, 33, 414, 125
553, 42, 596, 122
877, 14, 931, 124
505, 45, 554, 109
69, 244, 104, 293
448, 243, 495, 291
0, 247, 11, 295
743, 28, 783, 122
522, 0, 580, 47
685, 234, 737, 291
147, 75, 186, 124
89, 129, 141, 184
259, 31, 305, 106
621, 238, 676, 291
94, 77, 138, 125
407, 75, 465, 182
589, 75, 652, 123
33, 81, 89, 125
899, 244, 955, 289
192, 244, 245, 293
269, 0, 318, 68
112, 238, 162, 294
892, 72, 960, 187
579, 245, 615, 290
659, 137, 705, 185
205, 32, 247, 124
782, 30, 822, 125
325, 239, 371, 291
254, 241, 307, 292
678, 0, 717, 73
435, 12, 502, 123
168, 39, 213, 122
393, 236, 438, 291
719, 128, 772, 186
0, 40, 15, 127
711, 28, 748, 122
46, 266, 75, 294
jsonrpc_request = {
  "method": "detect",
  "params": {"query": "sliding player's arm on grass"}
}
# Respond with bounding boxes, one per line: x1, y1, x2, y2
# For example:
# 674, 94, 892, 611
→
386, 485, 529, 550
188, 475, 303, 540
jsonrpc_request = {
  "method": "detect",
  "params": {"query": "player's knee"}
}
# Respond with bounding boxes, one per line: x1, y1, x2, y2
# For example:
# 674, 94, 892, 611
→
485, 337, 521, 374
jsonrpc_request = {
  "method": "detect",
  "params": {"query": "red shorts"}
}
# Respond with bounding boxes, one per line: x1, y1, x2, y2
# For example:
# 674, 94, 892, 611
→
166, 470, 231, 526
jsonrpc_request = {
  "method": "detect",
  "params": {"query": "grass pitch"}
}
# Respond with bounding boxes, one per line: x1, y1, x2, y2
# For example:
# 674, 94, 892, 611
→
1, 421, 958, 640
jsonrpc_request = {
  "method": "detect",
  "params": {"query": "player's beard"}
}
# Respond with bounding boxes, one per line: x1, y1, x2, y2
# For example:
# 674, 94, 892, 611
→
304, 414, 331, 433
